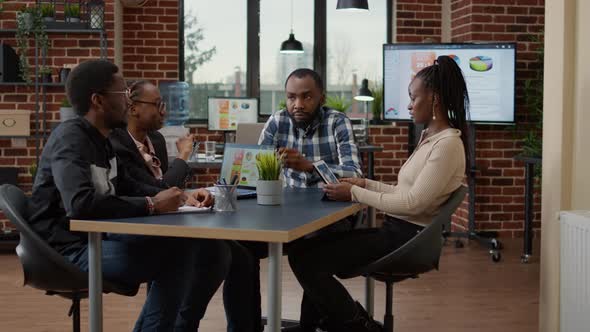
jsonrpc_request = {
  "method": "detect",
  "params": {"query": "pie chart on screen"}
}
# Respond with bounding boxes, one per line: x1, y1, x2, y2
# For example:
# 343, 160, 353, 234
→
469, 56, 493, 72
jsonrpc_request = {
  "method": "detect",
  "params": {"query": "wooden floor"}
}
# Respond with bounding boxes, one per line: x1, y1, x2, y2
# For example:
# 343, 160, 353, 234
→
0, 239, 539, 332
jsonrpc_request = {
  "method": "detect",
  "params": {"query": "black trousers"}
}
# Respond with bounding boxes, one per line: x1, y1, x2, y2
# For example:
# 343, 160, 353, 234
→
240, 216, 356, 331
287, 218, 423, 326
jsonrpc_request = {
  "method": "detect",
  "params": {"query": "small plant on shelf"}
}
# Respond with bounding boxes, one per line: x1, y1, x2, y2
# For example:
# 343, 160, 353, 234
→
38, 66, 52, 83
64, 3, 81, 23
40, 3, 55, 22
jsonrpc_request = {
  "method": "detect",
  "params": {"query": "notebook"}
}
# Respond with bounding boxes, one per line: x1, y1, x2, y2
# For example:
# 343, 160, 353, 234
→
208, 143, 275, 199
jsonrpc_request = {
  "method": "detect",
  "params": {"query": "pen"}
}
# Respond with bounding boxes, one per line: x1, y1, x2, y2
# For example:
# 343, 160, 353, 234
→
230, 174, 238, 186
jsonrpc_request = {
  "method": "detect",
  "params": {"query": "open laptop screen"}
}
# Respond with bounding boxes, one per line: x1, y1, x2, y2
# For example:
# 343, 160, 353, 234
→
220, 144, 274, 189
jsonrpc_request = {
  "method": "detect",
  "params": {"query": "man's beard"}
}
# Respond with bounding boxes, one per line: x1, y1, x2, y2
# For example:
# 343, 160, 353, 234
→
288, 105, 321, 130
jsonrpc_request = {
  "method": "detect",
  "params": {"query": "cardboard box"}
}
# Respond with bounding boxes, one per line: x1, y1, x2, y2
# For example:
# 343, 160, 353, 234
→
0, 110, 31, 137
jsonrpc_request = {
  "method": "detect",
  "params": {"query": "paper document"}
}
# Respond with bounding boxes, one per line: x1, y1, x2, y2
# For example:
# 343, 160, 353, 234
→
164, 205, 213, 214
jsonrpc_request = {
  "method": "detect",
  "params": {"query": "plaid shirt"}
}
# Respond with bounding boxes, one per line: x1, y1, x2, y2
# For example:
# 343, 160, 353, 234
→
259, 107, 362, 188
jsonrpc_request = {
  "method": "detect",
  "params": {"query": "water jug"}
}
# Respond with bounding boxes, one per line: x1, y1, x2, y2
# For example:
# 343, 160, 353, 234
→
159, 81, 190, 126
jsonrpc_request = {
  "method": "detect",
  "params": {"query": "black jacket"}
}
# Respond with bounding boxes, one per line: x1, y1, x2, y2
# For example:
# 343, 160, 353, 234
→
28, 118, 162, 255
109, 128, 191, 189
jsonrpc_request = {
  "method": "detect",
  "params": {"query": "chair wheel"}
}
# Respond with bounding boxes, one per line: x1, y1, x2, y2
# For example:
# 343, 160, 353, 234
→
492, 252, 502, 262
490, 239, 503, 250
454, 240, 464, 248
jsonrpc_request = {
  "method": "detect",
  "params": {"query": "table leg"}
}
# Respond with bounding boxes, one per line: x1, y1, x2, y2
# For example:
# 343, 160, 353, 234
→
523, 162, 535, 262
268, 242, 283, 332
365, 150, 376, 316
89, 232, 103, 332
365, 206, 376, 316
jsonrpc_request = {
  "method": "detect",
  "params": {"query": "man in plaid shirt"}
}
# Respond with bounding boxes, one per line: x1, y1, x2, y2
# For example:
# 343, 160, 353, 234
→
258, 68, 362, 188
246, 68, 362, 332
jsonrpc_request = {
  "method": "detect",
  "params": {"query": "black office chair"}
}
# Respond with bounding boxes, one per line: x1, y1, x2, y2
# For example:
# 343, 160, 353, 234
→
337, 186, 468, 332
0, 184, 139, 332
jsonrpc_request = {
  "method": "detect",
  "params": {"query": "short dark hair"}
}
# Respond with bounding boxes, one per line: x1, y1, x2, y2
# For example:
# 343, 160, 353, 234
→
66, 60, 120, 116
285, 68, 324, 92
127, 80, 153, 101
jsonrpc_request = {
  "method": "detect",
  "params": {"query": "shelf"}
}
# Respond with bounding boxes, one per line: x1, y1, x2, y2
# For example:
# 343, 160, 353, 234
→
0, 28, 104, 34
0, 82, 65, 87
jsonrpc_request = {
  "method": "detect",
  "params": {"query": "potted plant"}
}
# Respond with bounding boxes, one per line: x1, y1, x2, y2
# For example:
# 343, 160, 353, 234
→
29, 163, 38, 180
40, 3, 55, 22
16, 6, 35, 30
370, 84, 383, 123
60, 98, 77, 122
38, 66, 52, 83
64, 3, 81, 23
255, 152, 284, 205
15, 6, 49, 84
325, 94, 352, 113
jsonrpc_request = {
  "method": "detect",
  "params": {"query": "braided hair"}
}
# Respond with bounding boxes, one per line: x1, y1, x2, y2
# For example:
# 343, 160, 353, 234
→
414, 55, 471, 172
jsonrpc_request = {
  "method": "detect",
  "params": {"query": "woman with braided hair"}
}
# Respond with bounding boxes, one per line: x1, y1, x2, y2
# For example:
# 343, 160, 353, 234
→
287, 55, 470, 332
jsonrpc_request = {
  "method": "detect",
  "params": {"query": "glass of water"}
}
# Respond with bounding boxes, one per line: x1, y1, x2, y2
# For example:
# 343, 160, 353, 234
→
205, 141, 216, 161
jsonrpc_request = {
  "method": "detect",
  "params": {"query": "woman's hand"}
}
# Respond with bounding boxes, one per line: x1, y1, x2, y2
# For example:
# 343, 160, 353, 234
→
186, 188, 215, 207
340, 178, 366, 188
176, 134, 196, 161
323, 182, 354, 201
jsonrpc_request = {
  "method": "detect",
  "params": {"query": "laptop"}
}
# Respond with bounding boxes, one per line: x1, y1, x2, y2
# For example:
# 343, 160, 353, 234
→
210, 143, 275, 199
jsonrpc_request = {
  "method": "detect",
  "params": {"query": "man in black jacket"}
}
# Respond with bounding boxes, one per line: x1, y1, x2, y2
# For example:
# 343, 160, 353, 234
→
28, 60, 231, 331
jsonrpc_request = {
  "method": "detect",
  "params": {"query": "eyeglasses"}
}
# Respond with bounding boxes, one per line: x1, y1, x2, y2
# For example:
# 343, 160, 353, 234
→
133, 100, 166, 111
101, 88, 131, 99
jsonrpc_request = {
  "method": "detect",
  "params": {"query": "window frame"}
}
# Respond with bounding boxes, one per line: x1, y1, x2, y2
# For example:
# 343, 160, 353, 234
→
179, 0, 393, 125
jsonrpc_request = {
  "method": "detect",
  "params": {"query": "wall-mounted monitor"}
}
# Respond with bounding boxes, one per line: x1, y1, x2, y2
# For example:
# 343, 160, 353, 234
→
208, 97, 258, 131
383, 43, 516, 124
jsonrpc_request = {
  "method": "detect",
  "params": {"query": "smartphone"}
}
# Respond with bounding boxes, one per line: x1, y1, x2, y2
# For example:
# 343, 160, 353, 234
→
313, 160, 340, 184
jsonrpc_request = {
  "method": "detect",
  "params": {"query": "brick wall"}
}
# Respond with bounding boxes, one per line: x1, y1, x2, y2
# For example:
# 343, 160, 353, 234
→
0, 0, 116, 230
396, 0, 443, 43
450, 0, 544, 237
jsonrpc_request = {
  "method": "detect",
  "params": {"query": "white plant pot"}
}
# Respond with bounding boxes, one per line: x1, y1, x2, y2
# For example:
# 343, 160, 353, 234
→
256, 180, 283, 205
59, 107, 77, 122
18, 13, 33, 30
66, 17, 81, 23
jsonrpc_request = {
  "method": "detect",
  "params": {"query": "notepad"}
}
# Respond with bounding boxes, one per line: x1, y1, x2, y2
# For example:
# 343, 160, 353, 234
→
163, 205, 213, 214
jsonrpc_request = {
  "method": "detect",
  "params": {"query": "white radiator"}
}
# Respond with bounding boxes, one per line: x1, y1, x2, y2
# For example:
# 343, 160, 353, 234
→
560, 211, 590, 332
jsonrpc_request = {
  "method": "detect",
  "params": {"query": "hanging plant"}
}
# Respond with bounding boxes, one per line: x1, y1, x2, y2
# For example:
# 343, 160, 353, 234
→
15, 6, 50, 84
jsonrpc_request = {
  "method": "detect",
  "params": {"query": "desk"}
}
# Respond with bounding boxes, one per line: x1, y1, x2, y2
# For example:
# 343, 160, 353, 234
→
71, 188, 362, 332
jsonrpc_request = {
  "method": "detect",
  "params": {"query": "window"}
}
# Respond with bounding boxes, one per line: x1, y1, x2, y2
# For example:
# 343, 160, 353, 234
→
259, 0, 314, 115
181, 0, 390, 122
326, 0, 386, 118
183, 0, 247, 121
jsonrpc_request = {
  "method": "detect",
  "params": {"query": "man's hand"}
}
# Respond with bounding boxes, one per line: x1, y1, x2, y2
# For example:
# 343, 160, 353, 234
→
278, 148, 314, 173
186, 188, 215, 208
340, 178, 366, 188
152, 187, 186, 213
323, 182, 354, 201
176, 134, 196, 161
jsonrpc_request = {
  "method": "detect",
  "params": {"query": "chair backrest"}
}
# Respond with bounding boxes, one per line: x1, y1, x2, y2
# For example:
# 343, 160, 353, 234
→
0, 184, 90, 292
341, 186, 468, 278
236, 123, 266, 144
